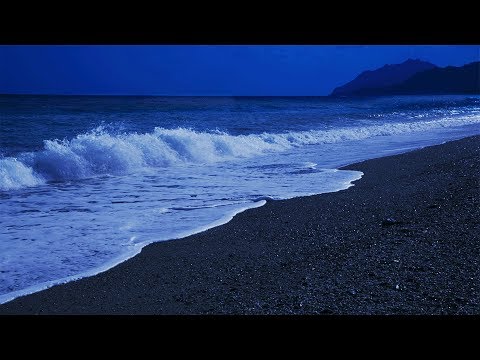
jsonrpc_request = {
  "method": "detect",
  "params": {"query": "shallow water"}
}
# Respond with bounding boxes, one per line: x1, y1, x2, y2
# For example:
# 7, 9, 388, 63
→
1, 95, 479, 302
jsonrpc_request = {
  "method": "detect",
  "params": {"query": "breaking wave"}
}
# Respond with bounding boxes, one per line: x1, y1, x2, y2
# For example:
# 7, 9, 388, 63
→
1, 114, 479, 190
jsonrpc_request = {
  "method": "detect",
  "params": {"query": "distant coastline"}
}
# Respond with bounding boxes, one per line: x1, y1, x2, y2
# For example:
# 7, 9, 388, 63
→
331, 60, 480, 97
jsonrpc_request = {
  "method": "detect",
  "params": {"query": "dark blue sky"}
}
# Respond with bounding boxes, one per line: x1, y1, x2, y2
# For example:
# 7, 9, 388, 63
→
0, 45, 478, 95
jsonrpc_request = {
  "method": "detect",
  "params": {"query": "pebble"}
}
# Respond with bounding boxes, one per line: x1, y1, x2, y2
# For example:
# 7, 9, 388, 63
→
382, 217, 399, 226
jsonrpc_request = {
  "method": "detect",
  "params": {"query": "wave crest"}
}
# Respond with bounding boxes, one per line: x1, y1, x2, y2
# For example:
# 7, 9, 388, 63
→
1, 114, 479, 191
0, 158, 44, 190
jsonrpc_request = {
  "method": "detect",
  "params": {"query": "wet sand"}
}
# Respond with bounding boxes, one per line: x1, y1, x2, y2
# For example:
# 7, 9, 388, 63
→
1, 135, 479, 314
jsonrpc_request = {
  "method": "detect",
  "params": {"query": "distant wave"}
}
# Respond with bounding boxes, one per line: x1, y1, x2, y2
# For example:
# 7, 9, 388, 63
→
1, 114, 479, 191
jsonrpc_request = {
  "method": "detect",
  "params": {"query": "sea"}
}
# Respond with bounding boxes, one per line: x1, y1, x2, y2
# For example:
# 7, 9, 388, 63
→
1, 95, 479, 303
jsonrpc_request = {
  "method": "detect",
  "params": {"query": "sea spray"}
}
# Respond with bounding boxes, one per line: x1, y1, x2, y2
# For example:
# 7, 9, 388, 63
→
2, 113, 479, 190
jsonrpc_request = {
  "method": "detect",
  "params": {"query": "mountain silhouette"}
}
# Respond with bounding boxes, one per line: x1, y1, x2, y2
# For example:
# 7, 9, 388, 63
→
387, 61, 480, 95
331, 60, 480, 96
331, 59, 437, 96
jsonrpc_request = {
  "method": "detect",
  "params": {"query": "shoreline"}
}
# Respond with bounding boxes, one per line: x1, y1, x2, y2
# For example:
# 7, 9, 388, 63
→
1, 135, 478, 314
0, 199, 268, 306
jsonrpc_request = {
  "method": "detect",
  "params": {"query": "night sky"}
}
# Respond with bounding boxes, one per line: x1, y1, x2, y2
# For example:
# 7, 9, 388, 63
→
0, 45, 478, 96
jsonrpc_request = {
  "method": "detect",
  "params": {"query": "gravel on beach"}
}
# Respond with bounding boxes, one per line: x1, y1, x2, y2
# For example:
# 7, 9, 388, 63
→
1, 136, 478, 315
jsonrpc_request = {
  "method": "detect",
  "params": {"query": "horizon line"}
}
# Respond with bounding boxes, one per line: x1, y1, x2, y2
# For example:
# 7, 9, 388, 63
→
0, 93, 334, 97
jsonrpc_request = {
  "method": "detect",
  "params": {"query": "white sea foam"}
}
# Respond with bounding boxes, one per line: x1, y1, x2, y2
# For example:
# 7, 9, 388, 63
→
1, 106, 480, 304
0, 158, 44, 190
0, 199, 268, 305
1, 114, 479, 191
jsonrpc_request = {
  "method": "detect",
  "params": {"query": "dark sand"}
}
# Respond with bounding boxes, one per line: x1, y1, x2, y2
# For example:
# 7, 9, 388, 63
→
1, 136, 479, 315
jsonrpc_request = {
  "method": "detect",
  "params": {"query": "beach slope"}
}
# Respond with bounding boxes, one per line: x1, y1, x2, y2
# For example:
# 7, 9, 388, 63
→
1, 136, 479, 314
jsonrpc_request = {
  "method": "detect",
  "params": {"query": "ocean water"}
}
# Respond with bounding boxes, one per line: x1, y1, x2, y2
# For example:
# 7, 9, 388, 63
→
1, 95, 479, 303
